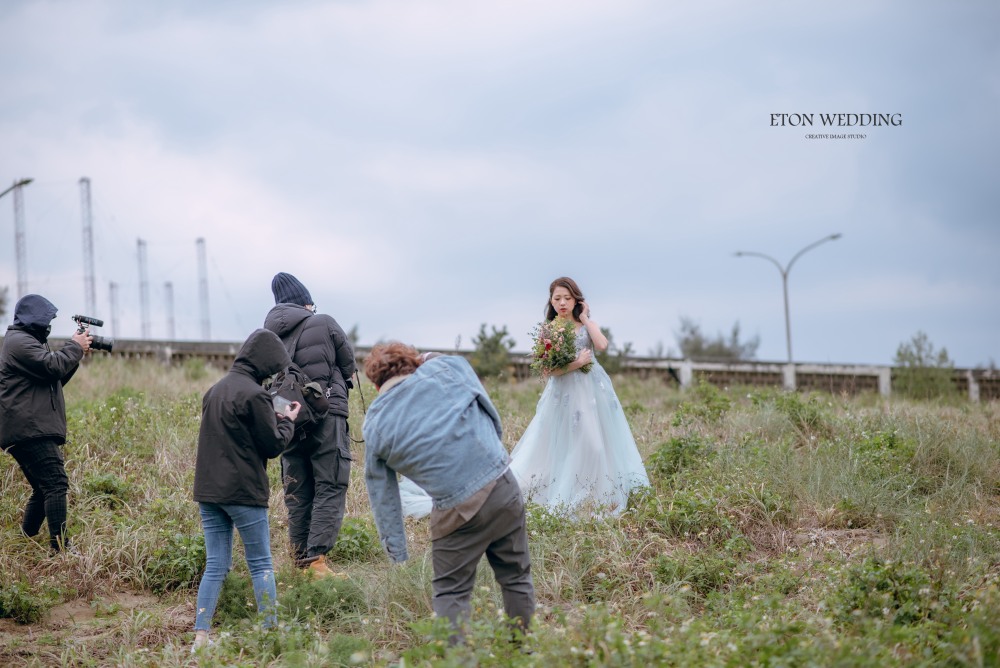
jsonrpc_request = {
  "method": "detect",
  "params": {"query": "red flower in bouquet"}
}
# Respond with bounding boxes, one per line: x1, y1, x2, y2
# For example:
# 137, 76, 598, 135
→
529, 317, 592, 376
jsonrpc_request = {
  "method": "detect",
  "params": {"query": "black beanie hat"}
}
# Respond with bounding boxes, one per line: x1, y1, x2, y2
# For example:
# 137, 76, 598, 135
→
271, 272, 313, 306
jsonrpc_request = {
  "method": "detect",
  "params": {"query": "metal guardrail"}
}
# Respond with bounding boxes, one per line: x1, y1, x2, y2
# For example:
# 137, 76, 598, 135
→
12, 337, 999, 401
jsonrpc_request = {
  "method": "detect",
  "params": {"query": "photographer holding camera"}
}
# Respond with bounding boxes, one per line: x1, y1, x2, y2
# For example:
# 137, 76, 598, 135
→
0, 294, 92, 553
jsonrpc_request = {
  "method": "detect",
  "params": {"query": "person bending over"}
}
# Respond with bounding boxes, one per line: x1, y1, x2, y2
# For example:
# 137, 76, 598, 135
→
362, 342, 535, 642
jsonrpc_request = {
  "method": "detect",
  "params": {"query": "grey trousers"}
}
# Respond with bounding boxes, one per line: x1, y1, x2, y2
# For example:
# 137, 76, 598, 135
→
431, 469, 535, 636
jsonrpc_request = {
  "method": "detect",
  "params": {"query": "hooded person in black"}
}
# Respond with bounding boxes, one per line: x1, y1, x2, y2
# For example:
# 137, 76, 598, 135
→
0, 294, 92, 552
191, 328, 300, 651
264, 272, 356, 577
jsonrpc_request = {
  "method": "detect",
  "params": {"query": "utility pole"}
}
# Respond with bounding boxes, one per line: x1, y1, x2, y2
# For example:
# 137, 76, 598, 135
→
196, 237, 210, 341
137, 239, 150, 339
0, 179, 34, 299
80, 177, 97, 315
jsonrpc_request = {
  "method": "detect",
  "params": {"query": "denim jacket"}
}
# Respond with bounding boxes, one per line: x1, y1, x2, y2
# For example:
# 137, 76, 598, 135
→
362, 355, 509, 562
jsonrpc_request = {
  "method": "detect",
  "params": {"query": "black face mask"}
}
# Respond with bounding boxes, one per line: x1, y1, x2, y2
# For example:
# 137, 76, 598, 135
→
23, 323, 52, 342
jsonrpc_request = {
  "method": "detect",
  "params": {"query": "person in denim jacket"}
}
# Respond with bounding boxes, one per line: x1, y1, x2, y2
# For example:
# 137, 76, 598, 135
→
362, 342, 534, 640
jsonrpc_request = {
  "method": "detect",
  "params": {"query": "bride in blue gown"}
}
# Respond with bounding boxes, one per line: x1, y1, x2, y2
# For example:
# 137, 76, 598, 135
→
507, 277, 649, 515
397, 277, 649, 518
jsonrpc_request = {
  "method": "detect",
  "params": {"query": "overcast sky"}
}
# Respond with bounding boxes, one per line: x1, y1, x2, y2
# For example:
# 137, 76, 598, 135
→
1, 0, 997, 366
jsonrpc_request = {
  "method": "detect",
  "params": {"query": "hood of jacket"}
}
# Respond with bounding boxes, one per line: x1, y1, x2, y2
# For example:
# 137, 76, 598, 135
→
263, 303, 312, 339
231, 329, 291, 382
12, 294, 58, 330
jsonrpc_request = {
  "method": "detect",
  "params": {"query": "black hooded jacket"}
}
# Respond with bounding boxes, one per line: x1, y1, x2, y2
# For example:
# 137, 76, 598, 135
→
263, 304, 356, 418
0, 295, 84, 450
193, 329, 297, 507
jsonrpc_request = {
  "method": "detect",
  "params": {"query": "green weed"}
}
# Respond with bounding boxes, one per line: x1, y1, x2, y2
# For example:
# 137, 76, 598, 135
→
143, 529, 206, 594
0, 581, 50, 624
646, 434, 713, 482
330, 516, 382, 564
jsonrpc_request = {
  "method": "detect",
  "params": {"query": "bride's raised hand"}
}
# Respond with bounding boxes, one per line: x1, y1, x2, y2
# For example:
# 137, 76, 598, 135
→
579, 301, 591, 322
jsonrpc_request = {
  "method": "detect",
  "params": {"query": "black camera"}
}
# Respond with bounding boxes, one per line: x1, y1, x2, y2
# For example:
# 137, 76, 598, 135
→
72, 315, 114, 353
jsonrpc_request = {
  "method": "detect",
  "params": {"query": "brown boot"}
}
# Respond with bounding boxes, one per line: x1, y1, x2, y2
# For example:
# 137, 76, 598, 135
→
304, 554, 346, 579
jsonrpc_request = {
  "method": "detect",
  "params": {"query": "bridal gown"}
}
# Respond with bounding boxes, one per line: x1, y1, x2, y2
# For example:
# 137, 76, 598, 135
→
506, 324, 649, 514
397, 325, 649, 518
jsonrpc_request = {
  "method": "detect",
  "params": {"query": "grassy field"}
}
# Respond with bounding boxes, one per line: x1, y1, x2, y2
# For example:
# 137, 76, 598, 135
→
1, 357, 998, 667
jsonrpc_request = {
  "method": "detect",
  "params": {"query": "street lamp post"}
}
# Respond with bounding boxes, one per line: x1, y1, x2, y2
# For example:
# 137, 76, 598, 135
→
0, 178, 33, 200
1, 178, 34, 300
734, 233, 842, 363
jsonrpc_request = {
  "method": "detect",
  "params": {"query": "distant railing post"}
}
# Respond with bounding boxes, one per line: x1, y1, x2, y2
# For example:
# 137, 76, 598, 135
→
967, 369, 980, 403
877, 367, 892, 397
679, 360, 694, 390
782, 363, 796, 391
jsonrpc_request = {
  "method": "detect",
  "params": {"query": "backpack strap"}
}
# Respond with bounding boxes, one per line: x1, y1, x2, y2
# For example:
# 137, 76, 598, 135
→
283, 316, 311, 362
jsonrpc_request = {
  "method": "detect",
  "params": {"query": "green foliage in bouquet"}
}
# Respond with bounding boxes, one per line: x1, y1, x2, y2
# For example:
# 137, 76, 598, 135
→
529, 316, 592, 376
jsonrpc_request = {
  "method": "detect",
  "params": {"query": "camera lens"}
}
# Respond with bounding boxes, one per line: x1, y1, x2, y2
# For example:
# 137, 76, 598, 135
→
91, 336, 114, 353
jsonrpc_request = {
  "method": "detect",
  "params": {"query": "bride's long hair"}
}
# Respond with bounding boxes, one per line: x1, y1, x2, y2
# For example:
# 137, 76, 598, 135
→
544, 277, 585, 322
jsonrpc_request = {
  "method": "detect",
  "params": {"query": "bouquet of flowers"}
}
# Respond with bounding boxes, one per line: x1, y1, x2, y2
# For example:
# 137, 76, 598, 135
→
529, 317, 592, 376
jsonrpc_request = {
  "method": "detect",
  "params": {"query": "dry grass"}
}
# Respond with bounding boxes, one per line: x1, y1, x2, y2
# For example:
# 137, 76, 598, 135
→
1, 361, 998, 665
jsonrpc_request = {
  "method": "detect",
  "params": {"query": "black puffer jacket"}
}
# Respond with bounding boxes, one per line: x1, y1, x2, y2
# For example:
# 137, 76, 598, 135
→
0, 295, 84, 450
263, 304, 356, 418
193, 329, 297, 507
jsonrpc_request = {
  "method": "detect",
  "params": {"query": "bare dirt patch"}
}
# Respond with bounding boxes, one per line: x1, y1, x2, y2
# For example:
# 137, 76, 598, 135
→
0, 591, 189, 667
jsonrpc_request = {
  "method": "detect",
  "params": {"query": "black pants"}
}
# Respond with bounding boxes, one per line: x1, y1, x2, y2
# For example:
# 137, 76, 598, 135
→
7, 439, 69, 551
431, 469, 535, 639
282, 415, 351, 564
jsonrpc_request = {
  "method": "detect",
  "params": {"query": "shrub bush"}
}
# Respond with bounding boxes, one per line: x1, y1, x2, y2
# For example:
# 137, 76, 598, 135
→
0, 582, 49, 625
144, 530, 206, 594
82, 472, 133, 509
654, 549, 738, 597
646, 434, 714, 482
828, 557, 955, 627
329, 517, 381, 563
672, 381, 732, 425
634, 487, 734, 542
279, 568, 365, 625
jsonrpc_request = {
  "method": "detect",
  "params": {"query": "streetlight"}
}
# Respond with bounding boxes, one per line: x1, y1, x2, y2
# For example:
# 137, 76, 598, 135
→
0, 178, 33, 200
734, 232, 842, 363
1, 178, 34, 299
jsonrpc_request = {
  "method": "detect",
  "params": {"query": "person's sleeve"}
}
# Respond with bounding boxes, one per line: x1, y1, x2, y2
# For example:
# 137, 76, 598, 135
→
10, 336, 83, 383
61, 363, 79, 385
328, 318, 357, 388
363, 423, 409, 563
250, 391, 296, 459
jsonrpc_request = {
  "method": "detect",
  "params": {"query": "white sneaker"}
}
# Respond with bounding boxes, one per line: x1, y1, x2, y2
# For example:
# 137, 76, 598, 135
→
191, 630, 211, 653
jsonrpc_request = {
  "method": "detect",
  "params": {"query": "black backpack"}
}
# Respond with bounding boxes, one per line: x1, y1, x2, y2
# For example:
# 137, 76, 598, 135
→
263, 318, 330, 435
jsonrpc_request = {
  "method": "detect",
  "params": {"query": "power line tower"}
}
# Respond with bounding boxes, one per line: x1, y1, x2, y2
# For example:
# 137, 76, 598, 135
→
13, 182, 29, 299
164, 281, 175, 340
79, 177, 97, 315
109, 281, 120, 338
137, 238, 150, 339
196, 237, 210, 341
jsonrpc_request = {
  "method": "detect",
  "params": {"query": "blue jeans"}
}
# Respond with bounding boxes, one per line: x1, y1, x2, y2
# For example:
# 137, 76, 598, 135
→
194, 503, 277, 631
